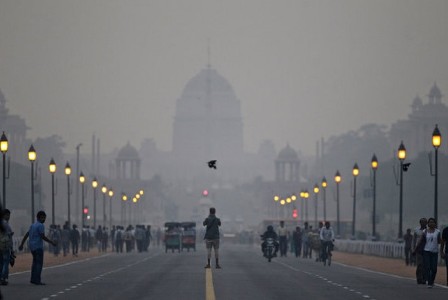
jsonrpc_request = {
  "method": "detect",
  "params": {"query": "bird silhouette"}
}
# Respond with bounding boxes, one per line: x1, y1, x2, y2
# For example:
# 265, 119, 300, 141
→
207, 160, 217, 169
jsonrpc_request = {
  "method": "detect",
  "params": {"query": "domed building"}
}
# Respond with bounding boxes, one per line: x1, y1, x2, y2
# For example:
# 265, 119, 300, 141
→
390, 83, 448, 158
0, 88, 29, 165
172, 65, 244, 163
116, 142, 141, 179
275, 144, 300, 182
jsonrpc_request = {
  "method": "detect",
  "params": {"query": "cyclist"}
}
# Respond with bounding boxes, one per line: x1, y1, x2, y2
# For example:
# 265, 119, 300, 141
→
320, 221, 335, 266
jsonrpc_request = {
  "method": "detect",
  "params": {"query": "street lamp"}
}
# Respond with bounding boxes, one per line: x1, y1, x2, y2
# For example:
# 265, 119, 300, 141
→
299, 190, 304, 222
121, 193, 128, 225
352, 163, 359, 239
432, 125, 441, 221
334, 170, 341, 236
371, 154, 378, 240
108, 189, 114, 229
28, 145, 37, 224
79, 172, 86, 228
65, 162, 72, 225
321, 177, 327, 222
313, 184, 319, 228
397, 141, 406, 239
92, 177, 98, 229
101, 184, 107, 227
75, 143, 82, 224
0, 132, 8, 208
304, 189, 309, 223
49, 158, 57, 225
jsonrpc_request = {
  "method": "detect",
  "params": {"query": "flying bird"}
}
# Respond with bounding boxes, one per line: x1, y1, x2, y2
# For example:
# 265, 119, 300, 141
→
207, 160, 217, 169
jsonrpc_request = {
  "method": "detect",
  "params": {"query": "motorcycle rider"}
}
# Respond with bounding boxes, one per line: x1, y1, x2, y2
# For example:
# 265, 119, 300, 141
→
260, 225, 279, 257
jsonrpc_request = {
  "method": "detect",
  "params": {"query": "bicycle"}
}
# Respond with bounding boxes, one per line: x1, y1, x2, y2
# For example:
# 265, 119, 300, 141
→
322, 240, 333, 266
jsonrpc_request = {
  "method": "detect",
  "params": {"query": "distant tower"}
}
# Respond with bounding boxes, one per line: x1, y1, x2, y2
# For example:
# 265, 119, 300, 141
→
116, 142, 141, 180
428, 83, 442, 105
275, 144, 300, 182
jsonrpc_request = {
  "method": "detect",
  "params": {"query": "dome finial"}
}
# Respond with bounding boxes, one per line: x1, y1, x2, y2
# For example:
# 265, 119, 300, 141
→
207, 38, 211, 68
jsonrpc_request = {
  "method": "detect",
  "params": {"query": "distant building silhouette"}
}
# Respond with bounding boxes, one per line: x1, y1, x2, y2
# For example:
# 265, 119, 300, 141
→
390, 83, 448, 158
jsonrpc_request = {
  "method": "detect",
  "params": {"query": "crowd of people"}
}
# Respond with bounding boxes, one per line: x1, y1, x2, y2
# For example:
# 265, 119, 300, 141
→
45, 223, 154, 256
260, 220, 335, 264
0, 208, 163, 287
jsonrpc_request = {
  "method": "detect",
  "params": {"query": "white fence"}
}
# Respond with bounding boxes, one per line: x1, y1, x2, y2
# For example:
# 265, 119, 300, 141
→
334, 240, 405, 258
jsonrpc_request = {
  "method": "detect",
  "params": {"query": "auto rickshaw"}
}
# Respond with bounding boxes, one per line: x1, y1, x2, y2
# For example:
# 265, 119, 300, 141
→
164, 222, 181, 253
180, 222, 196, 252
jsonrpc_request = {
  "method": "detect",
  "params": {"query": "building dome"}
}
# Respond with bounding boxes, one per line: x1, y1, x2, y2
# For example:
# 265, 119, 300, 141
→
277, 144, 298, 161
117, 142, 139, 160
181, 67, 237, 101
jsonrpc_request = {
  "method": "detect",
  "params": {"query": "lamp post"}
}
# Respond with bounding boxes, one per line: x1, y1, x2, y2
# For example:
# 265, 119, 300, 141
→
108, 189, 114, 229
75, 143, 82, 224
92, 177, 98, 229
397, 141, 406, 240
65, 162, 72, 225
304, 189, 309, 223
49, 158, 57, 225
28, 145, 37, 223
0, 132, 8, 208
79, 172, 86, 228
432, 125, 441, 221
321, 177, 327, 222
132, 196, 138, 223
334, 170, 341, 236
352, 163, 359, 238
313, 184, 319, 228
101, 184, 107, 227
121, 193, 127, 225
371, 154, 378, 240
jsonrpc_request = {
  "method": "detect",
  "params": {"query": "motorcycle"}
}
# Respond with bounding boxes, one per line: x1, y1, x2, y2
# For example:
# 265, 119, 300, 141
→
264, 237, 276, 262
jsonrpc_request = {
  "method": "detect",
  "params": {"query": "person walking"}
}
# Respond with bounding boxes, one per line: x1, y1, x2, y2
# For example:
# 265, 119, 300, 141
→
414, 217, 441, 288
440, 224, 448, 286
203, 207, 221, 269
403, 228, 413, 266
292, 226, 302, 258
70, 224, 80, 256
18, 211, 57, 285
278, 221, 288, 257
413, 218, 427, 284
0, 209, 14, 285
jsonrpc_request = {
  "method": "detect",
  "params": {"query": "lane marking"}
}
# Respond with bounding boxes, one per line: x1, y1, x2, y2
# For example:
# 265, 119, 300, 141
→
38, 252, 160, 299
205, 268, 216, 300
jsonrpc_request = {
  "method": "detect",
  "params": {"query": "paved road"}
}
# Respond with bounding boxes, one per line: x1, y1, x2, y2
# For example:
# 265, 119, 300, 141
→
2, 244, 447, 300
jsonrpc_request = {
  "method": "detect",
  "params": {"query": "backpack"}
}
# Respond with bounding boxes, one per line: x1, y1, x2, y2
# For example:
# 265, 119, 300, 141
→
0, 231, 11, 251
116, 230, 122, 241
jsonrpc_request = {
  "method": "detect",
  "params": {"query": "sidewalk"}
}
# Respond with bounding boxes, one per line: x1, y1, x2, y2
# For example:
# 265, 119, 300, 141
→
333, 251, 447, 286
10, 249, 105, 274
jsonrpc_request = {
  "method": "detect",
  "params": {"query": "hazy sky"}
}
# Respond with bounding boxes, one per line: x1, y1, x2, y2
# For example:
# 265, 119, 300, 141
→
0, 0, 447, 156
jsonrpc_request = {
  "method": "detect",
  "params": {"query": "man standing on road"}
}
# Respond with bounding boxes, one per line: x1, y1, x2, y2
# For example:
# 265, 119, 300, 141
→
18, 211, 57, 285
203, 207, 221, 269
